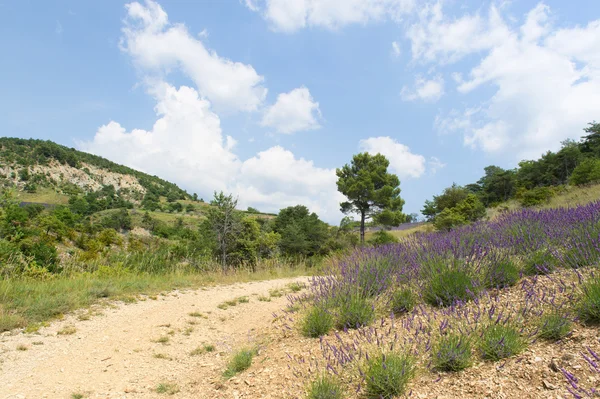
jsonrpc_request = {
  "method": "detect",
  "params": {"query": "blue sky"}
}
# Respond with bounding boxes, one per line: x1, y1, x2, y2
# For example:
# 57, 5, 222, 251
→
1, 0, 600, 223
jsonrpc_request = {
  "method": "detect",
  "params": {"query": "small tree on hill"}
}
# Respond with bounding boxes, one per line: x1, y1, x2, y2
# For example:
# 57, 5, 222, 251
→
206, 191, 241, 269
336, 153, 405, 244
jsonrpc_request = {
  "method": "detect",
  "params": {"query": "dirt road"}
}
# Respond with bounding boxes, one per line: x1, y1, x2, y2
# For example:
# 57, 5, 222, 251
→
0, 277, 307, 399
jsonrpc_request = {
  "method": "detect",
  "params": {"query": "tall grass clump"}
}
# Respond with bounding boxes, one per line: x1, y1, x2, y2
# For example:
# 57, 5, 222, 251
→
364, 352, 416, 399
223, 347, 257, 378
335, 293, 374, 330
484, 259, 520, 289
538, 311, 572, 341
390, 288, 416, 315
432, 334, 472, 372
576, 276, 600, 324
301, 306, 333, 338
423, 261, 478, 307
479, 323, 526, 361
306, 375, 343, 399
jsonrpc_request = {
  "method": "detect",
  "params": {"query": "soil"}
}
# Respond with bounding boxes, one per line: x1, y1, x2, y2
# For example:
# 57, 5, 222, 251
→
2, 272, 599, 399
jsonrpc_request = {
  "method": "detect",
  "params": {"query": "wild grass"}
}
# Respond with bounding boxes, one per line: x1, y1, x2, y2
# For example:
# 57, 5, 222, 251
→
190, 344, 215, 356
57, 325, 76, 335
223, 347, 257, 379
16, 344, 28, 351
155, 382, 179, 395
0, 264, 307, 331
153, 353, 172, 360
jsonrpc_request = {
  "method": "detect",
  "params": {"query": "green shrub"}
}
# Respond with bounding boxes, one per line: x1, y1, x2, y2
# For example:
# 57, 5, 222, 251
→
365, 352, 416, 399
307, 375, 343, 399
484, 259, 520, 289
423, 264, 478, 307
538, 311, 572, 341
223, 347, 256, 378
0, 313, 26, 332
367, 230, 398, 246
523, 250, 557, 275
479, 324, 526, 361
569, 158, 600, 186
19, 239, 58, 271
336, 294, 374, 329
390, 288, 416, 315
433, 334, 472, 372
519, 187, 554, 207
301, 306, 333, 338
577, 276, 600, 324
433, 208, 467, 231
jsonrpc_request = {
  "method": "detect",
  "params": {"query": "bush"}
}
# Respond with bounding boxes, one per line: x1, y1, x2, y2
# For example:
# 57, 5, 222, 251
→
301, 306, 333, 338
367, 230, 398, 246
423, 263, 478, 307
577, 276, 600, 324
484, 259, 520, 289
433, 334, 472, 371
336, 294, 374, 329
479, 324, 526, 361
19, 239, 58, 271
538, 311, 572, 341
307, 375, 343, 399
433, 208, 467, 231
523, 250, 557, 275
519, 187, 554, 207
569, 158, 600, 186
365, 352, 416, 399
390, 288, 416, 315
223, 347, 256, 378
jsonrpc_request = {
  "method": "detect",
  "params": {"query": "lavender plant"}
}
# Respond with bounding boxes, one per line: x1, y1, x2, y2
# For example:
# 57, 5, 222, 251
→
306, 374, 344, 399
432, 333, 473, 372
537, 311, 572, 341
576, 275, 600, 324
364, 352, 416, 399
302, 306, 333, 338
478, 323, 526, 361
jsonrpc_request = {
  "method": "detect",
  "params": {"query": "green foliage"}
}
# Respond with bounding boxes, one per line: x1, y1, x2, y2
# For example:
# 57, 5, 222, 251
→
433, 334, 472, 371
484, 259, 520, 289
301, 306, 333, 338
569, 157, 600, 186
433, 207, 467, 231
479, 323, 526, 361
223, 348, 256, 378
423, 261, 478, 306
427, 187, 485, 231
390, 288, 416, 315
519, 186, 554, 207
247, 206, 260, 214
336, 153, 405, 243
19, 239, 58, 270
523, 250, 557, 275
367, 230, 398, 246
306, 375, 343, 399
475, 166, 516, 206
538, 311, 572, 341
206, 192, 242, 269
577, 276, 600, 324
335, 294, 373, 329
364, 352, 416, 399
275, 205, 328, 257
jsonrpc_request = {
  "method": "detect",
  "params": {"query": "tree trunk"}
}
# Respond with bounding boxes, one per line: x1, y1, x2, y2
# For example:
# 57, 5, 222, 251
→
360, 210, 365, 244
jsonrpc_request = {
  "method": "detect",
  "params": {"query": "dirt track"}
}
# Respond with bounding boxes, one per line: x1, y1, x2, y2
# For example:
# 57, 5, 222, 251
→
0, 277, 307, 399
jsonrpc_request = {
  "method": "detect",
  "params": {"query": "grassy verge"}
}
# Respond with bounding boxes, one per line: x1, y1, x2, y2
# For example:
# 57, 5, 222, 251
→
0, 266, 308, 332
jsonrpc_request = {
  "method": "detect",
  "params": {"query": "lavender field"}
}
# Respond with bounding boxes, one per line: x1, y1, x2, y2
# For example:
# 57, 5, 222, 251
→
290, 201, 600, 398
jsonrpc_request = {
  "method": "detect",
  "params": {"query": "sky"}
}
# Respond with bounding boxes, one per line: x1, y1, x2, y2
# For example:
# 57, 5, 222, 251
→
1, 0, 600, 224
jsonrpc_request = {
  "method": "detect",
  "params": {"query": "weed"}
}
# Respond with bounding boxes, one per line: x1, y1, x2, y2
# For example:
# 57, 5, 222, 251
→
538, 311, 572, 341
301, 306, 333, 338
237, 296, 249, 303
432, 334, 472, 371
390, 288, 416, 315
307, 374, 343, 399
153, 353, 172, 360
0, 313, 26, 332
32, 341, 43, 345
223, 347, 257, 379
71, 394, 85, 399
188, 311, 206, 318
155, 383, 179, 395
257, 295, 271, 302
190, 343, 215, 356
287, 282, 305, 292
154, 336, 170, 344
57, 325, 76, 335
183, 326, 194, 336
364, 352, 416, 399
16, 344, 28, 351
479, 323, 526, 361
269, 289, 283, 298
204, 343, 215, 352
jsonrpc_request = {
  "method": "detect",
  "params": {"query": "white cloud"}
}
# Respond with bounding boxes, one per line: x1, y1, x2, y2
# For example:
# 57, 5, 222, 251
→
415, 3, 600, 158
428, 156, 446, 174
359, 137, 426, 179
401, 75, 444, 102
80, 82, 343, 222
248, 0, 415, 32
261, 87, 321, 134
242, 0, 260, 12
391, 41, 401, 58
122, 0, 267, 112
55, 21, 63, 34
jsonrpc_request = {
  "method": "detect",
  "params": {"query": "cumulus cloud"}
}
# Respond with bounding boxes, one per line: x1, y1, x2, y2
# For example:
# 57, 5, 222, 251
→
414, 2, 600, 158
261, 87, 321, 134
80, 82, 343, 222
246, 0, 415, 32
122, 0, 267, 112
359, 137, 426, 179
401, 75, 444, 102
